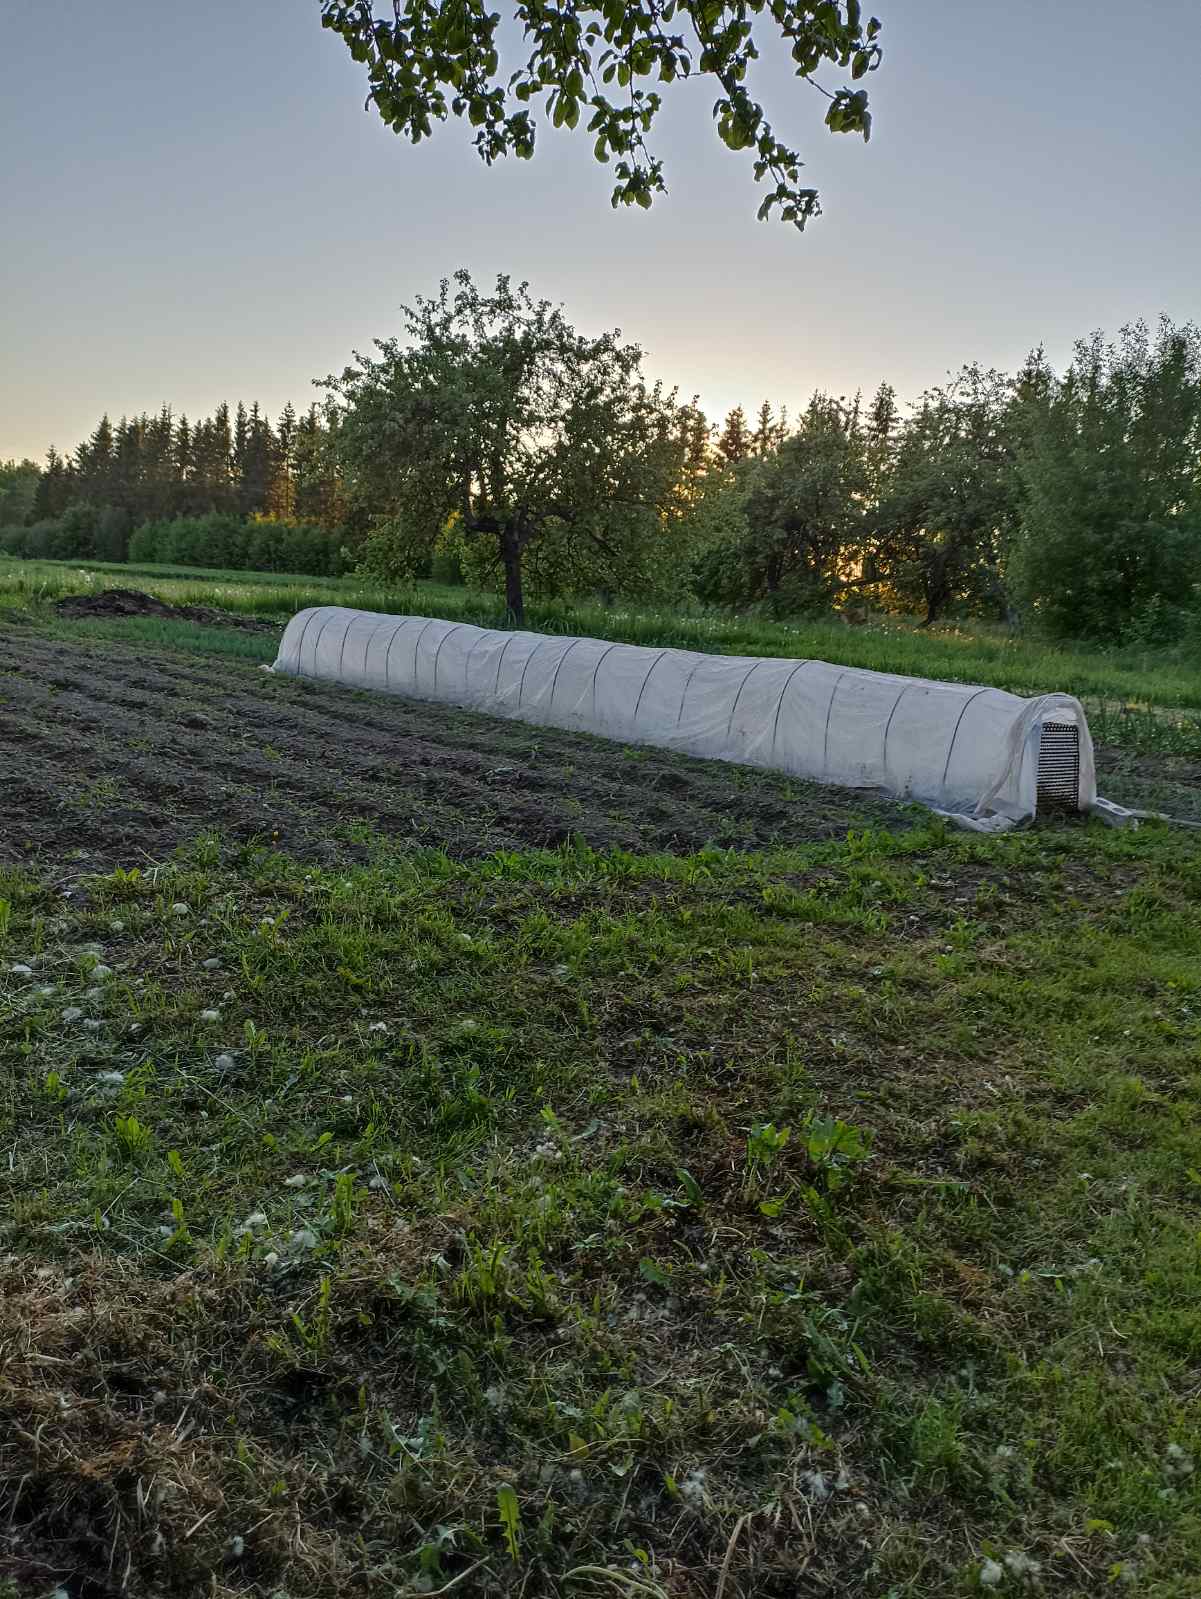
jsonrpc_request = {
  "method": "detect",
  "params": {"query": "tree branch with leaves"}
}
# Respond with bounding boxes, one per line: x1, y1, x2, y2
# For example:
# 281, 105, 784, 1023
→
320, 0, 882, 225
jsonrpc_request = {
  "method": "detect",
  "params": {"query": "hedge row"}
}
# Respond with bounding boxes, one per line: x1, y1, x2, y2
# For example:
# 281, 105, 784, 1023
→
0, 507, 347, 578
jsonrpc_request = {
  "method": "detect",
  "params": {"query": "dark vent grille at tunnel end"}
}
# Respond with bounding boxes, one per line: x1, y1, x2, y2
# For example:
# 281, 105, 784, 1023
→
1037, 721, 1081, 810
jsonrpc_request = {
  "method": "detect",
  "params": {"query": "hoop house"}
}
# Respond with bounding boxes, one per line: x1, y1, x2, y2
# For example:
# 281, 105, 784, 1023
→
273, 607, 1109, 830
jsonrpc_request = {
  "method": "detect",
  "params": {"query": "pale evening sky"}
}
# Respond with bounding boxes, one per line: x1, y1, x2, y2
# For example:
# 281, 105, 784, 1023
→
2, 0, 1199, 464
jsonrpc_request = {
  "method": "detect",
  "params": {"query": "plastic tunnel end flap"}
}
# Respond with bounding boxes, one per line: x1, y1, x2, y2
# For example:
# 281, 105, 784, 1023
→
933, 806, 1022, 835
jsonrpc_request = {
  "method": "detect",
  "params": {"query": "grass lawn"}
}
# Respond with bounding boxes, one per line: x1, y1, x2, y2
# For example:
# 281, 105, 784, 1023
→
2, 819, 1200, 1597
1, 577, 1199, 1597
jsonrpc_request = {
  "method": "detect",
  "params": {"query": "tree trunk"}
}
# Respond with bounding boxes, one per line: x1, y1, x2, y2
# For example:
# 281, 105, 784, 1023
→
922, 555, 950, 627
501, 524, 525, 627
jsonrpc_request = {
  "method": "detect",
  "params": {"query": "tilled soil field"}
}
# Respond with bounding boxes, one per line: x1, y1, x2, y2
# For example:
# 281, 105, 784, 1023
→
0, 624, 919, 870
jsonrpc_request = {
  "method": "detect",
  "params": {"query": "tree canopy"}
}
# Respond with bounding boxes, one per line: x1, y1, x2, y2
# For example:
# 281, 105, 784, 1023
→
693, 392, 869, 611
872, 366, 1017, 625
0, 459, 40, 526
320, 0, 882, 225
324, 270, 692, 621
1011, 319, 1201, 642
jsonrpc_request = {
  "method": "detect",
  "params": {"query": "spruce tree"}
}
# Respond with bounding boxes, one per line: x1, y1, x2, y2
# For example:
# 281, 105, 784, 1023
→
751, 400, 787, 457
189, 417, 217, 510
191, 406, 235, 512
270, 402, 298, 519
294, 404, 342, 525
237, 403, 276, 516
74, 415, 115, 502
33, 447, 75, 519
211, 403, 234, 511
144, 407, 176, 520
866, 381, 898, 446
679, 403, 711, 479
717, 405, 750, 464
174, 416, 193, 515
109, 417, 138, 519
232, 402, 251, 513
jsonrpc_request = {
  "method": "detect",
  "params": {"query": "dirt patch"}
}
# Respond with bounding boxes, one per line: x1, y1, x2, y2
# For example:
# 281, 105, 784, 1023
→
0, 623, 918, 871
54, 588, 278, 633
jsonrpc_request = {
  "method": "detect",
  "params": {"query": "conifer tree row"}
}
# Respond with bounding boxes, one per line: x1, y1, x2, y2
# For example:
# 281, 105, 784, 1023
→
29, 402, 344, 531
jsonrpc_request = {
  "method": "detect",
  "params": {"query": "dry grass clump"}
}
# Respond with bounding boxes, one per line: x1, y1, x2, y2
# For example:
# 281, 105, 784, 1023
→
0, 1256, 352, 1598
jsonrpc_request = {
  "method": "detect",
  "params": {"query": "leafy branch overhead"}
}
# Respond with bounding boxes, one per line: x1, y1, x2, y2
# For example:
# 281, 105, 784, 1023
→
320, 0, 882, 225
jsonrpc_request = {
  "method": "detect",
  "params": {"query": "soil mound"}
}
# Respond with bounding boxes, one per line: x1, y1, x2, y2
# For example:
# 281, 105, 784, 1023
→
54, 588, 276, 632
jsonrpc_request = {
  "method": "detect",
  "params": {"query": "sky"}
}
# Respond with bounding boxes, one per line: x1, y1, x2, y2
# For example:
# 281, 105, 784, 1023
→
3, 0, 1200, 464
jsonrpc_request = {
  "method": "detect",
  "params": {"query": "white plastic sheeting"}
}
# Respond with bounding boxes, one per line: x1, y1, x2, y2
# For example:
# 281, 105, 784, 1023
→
272, 606, 1104, 829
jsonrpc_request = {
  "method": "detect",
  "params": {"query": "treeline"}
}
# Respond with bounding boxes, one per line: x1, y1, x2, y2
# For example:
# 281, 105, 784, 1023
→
1, 507, 348, 578
4, 300, 1199, 645
685, 317, 1201, 643
33, 401, 344, 528
127, 512, 347, 577
352, 292, 1201, 644
0, 401, 347, 575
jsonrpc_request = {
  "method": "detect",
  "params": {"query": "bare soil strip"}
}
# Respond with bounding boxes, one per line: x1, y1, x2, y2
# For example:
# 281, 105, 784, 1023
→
1, 625, 917, 869
54, 587, 278, 631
